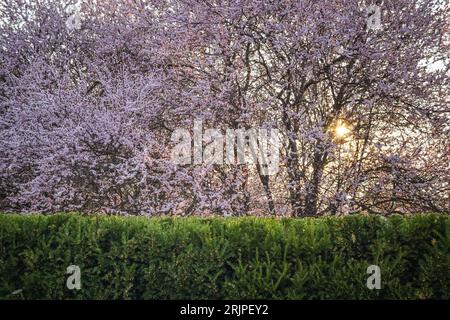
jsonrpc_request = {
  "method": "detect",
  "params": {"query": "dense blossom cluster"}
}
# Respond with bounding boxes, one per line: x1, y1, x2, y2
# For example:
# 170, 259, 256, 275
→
0, 0, 449, 215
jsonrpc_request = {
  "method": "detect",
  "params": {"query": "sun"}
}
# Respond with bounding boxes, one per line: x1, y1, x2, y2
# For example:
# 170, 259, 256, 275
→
333, 120, 352, 141
335, 123, 350, 138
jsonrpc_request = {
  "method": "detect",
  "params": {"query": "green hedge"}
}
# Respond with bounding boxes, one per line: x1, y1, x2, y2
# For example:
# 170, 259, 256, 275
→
0, 214, 448, 299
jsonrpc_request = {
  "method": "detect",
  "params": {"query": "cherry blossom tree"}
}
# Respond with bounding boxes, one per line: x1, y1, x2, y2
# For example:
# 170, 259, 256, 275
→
0, 0, 448, 215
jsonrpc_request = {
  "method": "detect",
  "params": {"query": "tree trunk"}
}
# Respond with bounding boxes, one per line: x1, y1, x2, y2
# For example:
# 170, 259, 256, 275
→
302, 150, 327, 216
